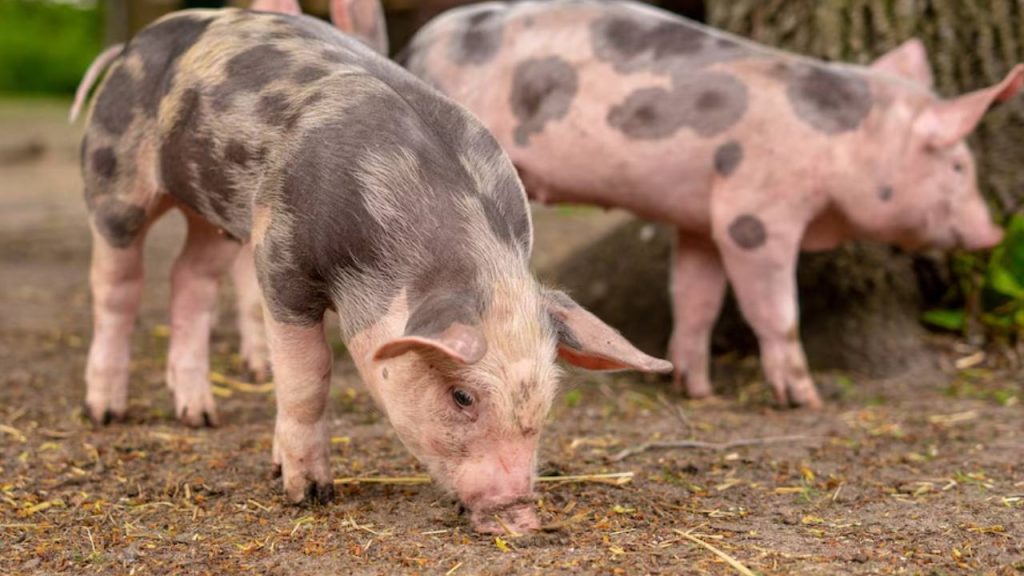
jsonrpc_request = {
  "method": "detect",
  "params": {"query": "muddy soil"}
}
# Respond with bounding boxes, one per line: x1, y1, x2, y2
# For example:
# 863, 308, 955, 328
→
1, 100, 1022, 575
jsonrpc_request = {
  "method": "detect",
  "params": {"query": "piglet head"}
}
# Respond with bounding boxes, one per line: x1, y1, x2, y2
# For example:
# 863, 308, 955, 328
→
879, 62, 1022, 251
363, 286, 671, 534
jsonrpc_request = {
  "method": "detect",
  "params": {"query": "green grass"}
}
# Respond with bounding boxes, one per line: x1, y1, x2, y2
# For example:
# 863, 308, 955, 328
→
0, 0, 103, 96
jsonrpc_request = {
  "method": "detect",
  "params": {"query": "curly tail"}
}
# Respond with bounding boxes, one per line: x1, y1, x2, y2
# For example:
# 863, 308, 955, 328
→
69, 44, 125, 124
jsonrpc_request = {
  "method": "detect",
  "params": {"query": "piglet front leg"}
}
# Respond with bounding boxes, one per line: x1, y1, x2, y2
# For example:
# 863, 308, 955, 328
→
265, 314, 335, 505
715, 212, 823, 409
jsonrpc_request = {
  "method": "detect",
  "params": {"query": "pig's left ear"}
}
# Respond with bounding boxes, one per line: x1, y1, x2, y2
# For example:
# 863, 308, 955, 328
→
249, 0, 302, 15
330, 0, 389, 55
914, 64, 1024, 149
870, 38, 934, 88
374, 323, 488, 365
544, 290, 674, 373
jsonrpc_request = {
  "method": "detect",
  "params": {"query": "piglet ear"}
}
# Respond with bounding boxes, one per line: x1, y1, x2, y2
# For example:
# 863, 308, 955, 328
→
249, 0, 302, 15
330, 0, 390, 55
914, 64, 1024, 149
870, 38, 934, 88
374, 323, 487, 364
544, 290, 674, 373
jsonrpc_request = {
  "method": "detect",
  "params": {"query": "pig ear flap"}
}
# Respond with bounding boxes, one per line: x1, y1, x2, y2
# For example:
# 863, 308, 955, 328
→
870, 38, 934, 88
373, 323, 488, 365
544, 290, 674, 373
330, 0, 390, 55
914, 64, 1024, 149
249, 0, 302, 15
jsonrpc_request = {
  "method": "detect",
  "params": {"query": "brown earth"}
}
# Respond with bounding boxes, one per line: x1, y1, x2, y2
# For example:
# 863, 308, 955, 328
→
1, 100, 1022, 575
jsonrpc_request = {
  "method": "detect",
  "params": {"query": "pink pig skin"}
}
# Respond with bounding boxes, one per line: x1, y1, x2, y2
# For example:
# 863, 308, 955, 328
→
403, 0, 1023, 408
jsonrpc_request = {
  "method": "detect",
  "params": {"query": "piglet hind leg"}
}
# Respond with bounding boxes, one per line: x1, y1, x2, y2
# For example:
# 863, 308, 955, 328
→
85, 222, 150, 424
714, 213, 823, 409
668, 231, 728, 399
231, 244, 271, 383
265, 314, 335, 505
166, 210, 241, 427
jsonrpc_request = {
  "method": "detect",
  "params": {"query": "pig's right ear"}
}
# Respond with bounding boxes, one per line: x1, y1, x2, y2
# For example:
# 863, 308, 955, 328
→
913, 64, 1024, 149
373, 323, 488, 365
544, 290, 674, 373
870, 38, 934, 88
330, 0, 390, 55
249, 0, 302, 15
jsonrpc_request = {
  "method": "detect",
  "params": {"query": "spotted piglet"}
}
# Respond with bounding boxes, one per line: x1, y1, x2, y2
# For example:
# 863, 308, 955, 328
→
403, 0, 1023, 408
73, 6, 670, 533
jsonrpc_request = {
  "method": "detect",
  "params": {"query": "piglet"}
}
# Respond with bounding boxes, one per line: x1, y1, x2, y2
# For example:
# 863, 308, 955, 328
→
402, 0, 1023, 408
72, 5, 670, 533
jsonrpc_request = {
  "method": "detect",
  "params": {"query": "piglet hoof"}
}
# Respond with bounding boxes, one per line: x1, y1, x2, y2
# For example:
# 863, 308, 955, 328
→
284, 475, 335, 506
304, 482, 335, 506
787, 386, 824, 411
244, 361, 272, 385
177, 405, 220, 428
85, 403, 125, 427
672, 372, 714, 400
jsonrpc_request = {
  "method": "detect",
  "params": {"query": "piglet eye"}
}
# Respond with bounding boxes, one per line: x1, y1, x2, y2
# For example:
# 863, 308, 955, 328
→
953, 162, 964, 173
452, 388, 474, 408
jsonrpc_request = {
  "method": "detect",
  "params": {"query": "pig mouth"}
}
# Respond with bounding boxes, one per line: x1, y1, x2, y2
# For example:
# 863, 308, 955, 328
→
466, 494, 540, 534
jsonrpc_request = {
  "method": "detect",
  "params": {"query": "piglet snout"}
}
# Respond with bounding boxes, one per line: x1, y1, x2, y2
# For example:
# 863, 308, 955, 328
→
469, 499, 540, 534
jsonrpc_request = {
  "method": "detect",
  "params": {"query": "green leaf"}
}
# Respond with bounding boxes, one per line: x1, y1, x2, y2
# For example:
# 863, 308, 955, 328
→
922, 309, 965, 331
988, 266, 1024, 298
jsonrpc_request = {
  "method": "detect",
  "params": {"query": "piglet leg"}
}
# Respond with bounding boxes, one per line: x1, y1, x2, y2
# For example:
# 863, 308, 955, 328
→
167, 210, 241, 427
715, 215, 822, 409
85, 225, 147, 424
265, 314, 335, 505
232, 243, 270, 383
668, 231, 727, 399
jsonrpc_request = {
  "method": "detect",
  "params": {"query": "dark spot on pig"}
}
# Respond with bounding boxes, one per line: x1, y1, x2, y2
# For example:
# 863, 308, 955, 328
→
728, 214, 767, 250
214, 45, 293, 110
450, 7, 504, 66
293, 65, 329, 84
91, 147, 118, 180
382, 367, 388, 380
130, 14, 212, 115
405, 289, 484, 340
479, 174, 529, 249
510, 57, 578, 146
258, 91, 297, 128
160, 88, 249, 240
94, 199, 147, 248
787, 66, 872, 134
224, 141, 250, 166
607, 72, 747, 139
785, 325, 799, 342
549, 313, 582, 351
302, 90, 326, 108
92, 65, 135, 136
878, 185, 894, 201
596, 17, 703, 64
713, 141, 743, 176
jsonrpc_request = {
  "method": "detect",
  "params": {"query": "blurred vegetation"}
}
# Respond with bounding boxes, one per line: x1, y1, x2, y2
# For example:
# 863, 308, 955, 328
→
0, 0, 102, 96
924, 215, 1024, 341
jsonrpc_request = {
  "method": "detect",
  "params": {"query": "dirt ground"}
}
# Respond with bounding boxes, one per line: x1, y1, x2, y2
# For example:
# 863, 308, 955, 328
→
1, 99, 1022, 575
